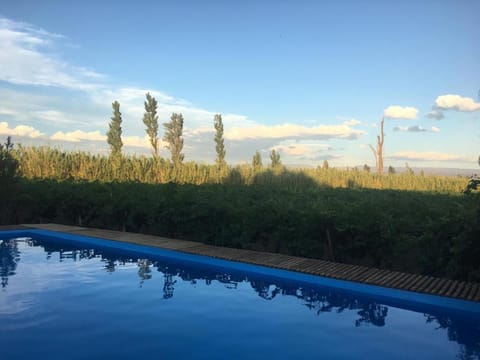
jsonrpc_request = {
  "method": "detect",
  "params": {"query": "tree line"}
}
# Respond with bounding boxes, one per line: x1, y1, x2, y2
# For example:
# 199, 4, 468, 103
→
106, 93, 282, 169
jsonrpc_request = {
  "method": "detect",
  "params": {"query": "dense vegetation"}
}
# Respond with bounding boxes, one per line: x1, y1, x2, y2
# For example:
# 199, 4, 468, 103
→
1, 143, 479, 282
11, 145, 469, 192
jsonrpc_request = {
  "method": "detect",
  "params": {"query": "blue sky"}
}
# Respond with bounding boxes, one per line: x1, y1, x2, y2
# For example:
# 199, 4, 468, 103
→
0, 0, 479, 168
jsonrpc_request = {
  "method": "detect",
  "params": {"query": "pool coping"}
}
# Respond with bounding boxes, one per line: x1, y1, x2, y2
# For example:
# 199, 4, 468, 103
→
2, 223, 480, 309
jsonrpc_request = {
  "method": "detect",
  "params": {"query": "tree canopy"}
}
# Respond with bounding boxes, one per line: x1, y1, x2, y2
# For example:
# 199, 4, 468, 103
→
163, 113, 184, 165
214, 114, 226, 167
143, 92, 160, 157
106, 101, 123, 158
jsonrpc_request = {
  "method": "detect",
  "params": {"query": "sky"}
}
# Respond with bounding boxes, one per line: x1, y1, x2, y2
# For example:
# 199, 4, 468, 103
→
0, 0, 479, 169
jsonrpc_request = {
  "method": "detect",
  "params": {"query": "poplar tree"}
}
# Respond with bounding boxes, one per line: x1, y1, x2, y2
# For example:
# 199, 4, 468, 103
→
214, 114, 226, 167
107, 101, 123, 158
269, 149, 281, 169
143, 92, 159, 157
163, 113, 184, 165
252, 151, 263, 171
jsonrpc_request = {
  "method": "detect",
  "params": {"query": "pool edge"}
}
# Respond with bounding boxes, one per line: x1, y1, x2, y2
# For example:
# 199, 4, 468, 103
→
2, 224, 480, 314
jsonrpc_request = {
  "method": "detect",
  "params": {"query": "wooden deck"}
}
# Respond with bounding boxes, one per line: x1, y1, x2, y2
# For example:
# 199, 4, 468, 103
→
2, 223, 480, 303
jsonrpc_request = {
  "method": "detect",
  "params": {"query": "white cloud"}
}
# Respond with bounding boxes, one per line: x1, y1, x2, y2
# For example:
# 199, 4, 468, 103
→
383, 105, 418, 119
122, 135, 151, 148
51, 130, 106, 143
426, 109, 445, 120
393, 125, 426, 132
0, 16, 101, 90
49, 129, 152, 148
0, 121, 44, 138
343, 118, 361, 126
225, 123, 365, 141
431, 126, 440, 133
271, 140, 332, 157
434, 94, 480, 112
389, 151, 472, 162
0, 108, 18, 116
33, 110, 83, 125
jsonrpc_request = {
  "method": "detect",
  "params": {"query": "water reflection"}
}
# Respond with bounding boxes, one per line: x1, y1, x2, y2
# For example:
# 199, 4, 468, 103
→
0, 239, 20, 288
1, 237, 479, 358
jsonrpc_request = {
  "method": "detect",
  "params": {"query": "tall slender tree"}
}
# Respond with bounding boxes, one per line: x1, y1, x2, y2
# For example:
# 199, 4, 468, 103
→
369, 117, 384, 175
107, 101, 123, 158
143, 92, 160, 157
213, 114, 226, 167
252, 151, 263, 171
163, 113, 184, 165
269, 149, 281, 169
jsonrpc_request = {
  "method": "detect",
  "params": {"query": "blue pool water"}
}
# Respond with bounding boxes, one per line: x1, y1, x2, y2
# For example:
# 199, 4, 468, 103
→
1, 230, 479, 359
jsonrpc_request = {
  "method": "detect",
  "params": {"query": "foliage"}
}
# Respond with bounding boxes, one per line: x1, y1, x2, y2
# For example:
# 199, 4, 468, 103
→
0, 136, 17, 179
10, 145, 470, 193
269, 149, 281, 169
163, 113, 184, 165
4, 143, 480, 281
0, 137, 19, 224
322, 160, 329, 170
213, 114, 226, 167
405, 162, 414, 175
106, 101, 123, 158
8, 178, 480, 282
252, 151, 262, 171
143, 92, 160, 157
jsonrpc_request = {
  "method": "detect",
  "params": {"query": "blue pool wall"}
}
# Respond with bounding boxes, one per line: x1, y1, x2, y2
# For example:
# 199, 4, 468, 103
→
1, 228, 479, 316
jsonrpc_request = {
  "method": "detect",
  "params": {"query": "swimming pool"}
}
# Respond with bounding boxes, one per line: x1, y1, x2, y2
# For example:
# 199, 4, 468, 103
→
1, 229, 479, 359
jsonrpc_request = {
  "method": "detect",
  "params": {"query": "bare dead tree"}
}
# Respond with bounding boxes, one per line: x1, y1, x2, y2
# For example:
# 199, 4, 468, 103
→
369, 117, 385, 175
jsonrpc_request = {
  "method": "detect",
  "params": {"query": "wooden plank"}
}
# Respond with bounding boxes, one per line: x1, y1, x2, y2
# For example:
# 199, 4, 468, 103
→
451, 282, 466, 299
389, 272, 412, 288
466, 283, 478, 301
347, 267, 372, 281
403, 274, 427, 291
337, 265, 365, 280
329, 263, 357, 279
430, 278, 448, 295
321, 261, 346, 276
376, 271, 401, 286
474, 286, 480, 302
436, 279, 454, 296
295, 261, 318, 274
459, 283, 473, 299
394, 274, 414, 289
302, 260, 333, 275
364, 269, 391, 284
308, 261, 337, 275
287, 258, 315, 271
277, 256, 302, 268
410, 276, 435, 293
0, 225, 31, 230
335, 264, 360, 277
287, 257, 313, 269
423, 277, 442, 294
378, 271, 404, 288
374, 271, 399, 287
443, 280, 459, 298
351, 268, 379, 282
